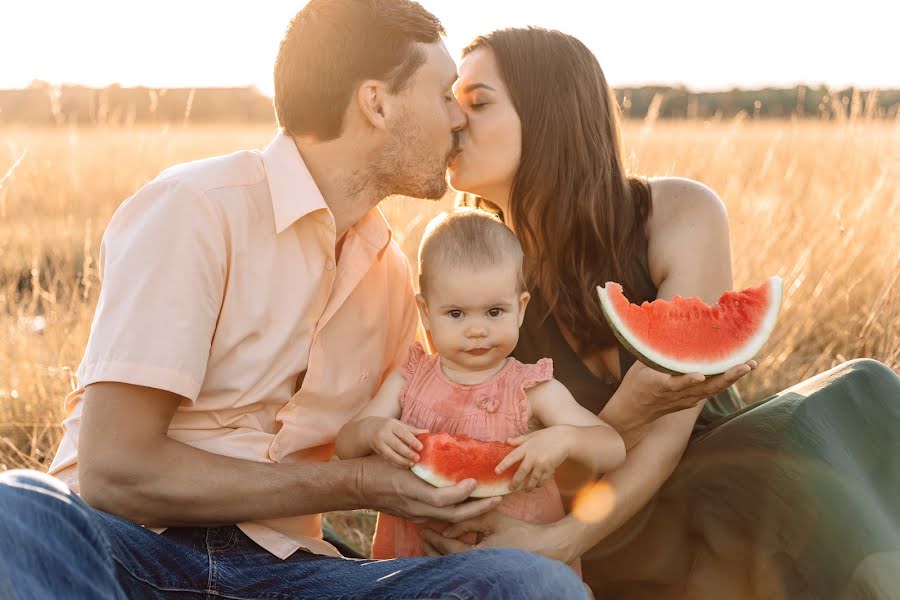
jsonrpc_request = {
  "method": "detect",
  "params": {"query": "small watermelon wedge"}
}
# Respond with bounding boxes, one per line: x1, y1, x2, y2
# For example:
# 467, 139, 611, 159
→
597, 276, 783, 376
410, 432, 521, 498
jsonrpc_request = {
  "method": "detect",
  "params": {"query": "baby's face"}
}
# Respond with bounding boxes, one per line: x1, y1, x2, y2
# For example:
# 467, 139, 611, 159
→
418, 261, 529, 372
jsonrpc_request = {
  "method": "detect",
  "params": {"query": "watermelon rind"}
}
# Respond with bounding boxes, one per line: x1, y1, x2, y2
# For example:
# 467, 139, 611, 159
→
596, 276, 783, 376
410, 463, 513, 498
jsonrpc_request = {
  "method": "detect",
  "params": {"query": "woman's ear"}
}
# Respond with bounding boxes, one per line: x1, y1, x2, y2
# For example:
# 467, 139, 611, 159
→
517, 291, 531, 327
356, 80, 387, 131
415, 293, 431, 331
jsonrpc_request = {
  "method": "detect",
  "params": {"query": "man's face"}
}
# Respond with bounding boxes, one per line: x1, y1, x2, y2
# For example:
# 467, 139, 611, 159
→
376, 42, 466, 199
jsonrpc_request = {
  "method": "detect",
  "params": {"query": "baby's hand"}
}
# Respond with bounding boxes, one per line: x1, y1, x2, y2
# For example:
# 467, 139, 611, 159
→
494, 426, 574, 492
367, 417, 429, 468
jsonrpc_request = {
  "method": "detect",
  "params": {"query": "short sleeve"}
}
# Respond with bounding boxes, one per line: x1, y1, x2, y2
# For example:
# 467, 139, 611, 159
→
520, 357, 554, 390
75, 178, 227, 403
401, 342, 427, 382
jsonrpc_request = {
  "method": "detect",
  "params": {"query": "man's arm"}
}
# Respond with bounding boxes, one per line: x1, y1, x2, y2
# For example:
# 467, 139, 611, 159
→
78, 382, 501, 527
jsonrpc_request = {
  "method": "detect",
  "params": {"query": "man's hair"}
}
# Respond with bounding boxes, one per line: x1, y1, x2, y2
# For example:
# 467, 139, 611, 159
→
418, 208, 526, 295
274, 0, 445, 140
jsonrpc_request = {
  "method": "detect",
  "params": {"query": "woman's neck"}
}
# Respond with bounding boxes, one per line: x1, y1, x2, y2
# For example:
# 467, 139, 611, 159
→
479, 186, 512, 226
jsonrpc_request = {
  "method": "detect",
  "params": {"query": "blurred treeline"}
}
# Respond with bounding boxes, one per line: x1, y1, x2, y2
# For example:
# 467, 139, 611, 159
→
2, 81, 898, 125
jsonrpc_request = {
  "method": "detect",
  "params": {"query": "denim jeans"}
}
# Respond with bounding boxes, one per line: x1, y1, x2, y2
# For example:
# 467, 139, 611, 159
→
0, 470, 589, 599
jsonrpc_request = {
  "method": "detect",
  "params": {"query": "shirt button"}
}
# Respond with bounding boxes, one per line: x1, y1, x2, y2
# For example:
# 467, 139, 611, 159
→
325, 259, 335, 271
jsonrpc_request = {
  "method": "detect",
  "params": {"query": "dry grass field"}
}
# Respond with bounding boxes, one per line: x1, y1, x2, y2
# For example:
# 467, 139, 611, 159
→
1, 118, 897, 487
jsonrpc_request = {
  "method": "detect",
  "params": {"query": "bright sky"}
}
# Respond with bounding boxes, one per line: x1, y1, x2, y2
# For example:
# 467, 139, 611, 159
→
1, 0, 896, 94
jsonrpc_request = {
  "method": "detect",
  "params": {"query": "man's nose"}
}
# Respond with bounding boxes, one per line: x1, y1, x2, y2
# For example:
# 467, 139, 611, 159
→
450, 98, 467, 133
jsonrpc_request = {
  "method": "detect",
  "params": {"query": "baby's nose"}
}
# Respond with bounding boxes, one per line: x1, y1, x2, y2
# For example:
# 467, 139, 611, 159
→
466, 325, 487, 337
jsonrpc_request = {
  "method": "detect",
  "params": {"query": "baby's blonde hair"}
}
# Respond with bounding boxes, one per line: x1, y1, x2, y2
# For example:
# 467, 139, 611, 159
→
418, 207, 526, 295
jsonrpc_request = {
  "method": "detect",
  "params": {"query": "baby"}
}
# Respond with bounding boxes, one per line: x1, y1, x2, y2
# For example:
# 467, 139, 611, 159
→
336, 208, 626, 572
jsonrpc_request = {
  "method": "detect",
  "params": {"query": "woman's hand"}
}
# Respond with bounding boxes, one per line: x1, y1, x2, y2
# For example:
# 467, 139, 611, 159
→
494, 426, 574, 492
420, 511, 576, 564
619, 359, 756, 423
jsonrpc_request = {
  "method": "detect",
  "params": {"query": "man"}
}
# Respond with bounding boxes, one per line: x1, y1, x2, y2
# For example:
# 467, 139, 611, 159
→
0, 1, 589, 598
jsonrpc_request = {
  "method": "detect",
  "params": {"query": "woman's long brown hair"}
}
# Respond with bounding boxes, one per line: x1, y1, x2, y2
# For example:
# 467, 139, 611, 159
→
461, 27, 654, 354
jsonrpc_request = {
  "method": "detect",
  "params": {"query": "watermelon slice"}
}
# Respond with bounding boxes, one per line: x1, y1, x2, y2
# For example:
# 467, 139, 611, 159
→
597, 276, 782, 375
410, 432, 520, 498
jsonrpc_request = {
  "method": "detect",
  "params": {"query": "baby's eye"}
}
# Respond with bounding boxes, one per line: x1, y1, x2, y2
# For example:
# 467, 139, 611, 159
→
488, 308, 503, 317
448, 310, 463, 319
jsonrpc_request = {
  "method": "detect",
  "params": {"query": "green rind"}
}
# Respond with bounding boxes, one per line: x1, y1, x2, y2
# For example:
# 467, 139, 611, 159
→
597, 293, 686, 375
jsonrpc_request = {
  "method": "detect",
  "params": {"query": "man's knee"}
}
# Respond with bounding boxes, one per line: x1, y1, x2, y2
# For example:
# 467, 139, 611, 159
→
457, 549, 588, 599
0, 470, 93, 527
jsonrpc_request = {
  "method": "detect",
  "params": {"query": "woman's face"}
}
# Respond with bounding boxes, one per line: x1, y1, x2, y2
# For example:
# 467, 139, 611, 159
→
448, 48, 521, 210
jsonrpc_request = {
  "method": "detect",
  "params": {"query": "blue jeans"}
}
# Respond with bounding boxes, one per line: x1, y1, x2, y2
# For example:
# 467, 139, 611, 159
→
0, 470, 589, 599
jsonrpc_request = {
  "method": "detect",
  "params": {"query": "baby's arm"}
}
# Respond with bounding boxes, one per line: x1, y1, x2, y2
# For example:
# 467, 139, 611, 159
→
335, 370, 427, 467
531, 378, 626, 473
495, 379, 626, 491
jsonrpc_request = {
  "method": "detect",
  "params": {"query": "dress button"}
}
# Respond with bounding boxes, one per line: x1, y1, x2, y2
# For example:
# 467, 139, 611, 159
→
325, 259, 335, 271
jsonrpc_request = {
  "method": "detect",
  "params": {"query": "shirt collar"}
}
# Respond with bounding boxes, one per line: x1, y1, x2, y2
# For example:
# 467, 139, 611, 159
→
354, 207, 393, 253
261, 132, 328, 234
261, 131, 392, 251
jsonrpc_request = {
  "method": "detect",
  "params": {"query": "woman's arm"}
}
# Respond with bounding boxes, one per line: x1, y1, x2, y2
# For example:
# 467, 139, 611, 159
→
601, 177, 748, 447
557, 177, 736, 554
551, 403, 701, 560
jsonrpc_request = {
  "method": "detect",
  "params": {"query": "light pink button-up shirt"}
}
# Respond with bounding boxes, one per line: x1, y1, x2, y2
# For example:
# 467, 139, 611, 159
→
49, 133, 418, 558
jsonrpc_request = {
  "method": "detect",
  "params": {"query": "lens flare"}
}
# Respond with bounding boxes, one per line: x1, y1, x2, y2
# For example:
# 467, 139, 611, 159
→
572, 481, 616, 524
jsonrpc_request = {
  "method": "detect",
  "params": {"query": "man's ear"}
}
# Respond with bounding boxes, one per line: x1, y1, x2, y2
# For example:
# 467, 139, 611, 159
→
517, 291, 531, 327
415, 293, 431, 331
356, 80, 388, 131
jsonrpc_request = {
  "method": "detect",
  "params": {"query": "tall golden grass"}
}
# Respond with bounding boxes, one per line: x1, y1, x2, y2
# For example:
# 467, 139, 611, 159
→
0, 118, 897, 475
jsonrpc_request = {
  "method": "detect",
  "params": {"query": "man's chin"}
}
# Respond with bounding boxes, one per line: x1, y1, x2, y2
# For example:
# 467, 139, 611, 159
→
414, 177, 449, 200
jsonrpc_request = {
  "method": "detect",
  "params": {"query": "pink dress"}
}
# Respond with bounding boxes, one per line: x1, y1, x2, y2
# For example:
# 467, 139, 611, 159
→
371, 342, 581, 574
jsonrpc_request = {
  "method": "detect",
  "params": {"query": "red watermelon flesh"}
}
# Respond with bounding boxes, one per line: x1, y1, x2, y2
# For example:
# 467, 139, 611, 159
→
410, 432, 521, 498
597, 276, 782, 375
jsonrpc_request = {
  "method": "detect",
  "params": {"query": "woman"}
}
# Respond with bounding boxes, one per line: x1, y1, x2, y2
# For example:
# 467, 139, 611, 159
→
421, 27, 900, 598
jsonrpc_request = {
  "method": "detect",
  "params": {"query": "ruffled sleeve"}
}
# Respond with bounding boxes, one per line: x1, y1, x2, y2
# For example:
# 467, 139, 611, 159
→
401, 342, 427, 381
521, 357, 554, 390
399, 342, 427, 411
512, 357, 554, 432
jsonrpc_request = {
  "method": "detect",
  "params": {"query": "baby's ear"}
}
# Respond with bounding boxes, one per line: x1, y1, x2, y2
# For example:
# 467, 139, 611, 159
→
415, 293, 431, 330
517, 291, 531, 326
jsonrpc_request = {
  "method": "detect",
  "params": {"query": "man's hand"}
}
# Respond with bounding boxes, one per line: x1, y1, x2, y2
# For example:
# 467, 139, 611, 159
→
494, 426, 574, 492
354, 455, 502, 523
365, 417, 428, 468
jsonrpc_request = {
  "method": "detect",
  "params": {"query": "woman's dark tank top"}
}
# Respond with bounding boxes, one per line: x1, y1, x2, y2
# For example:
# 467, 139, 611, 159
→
512, 245, 658, 415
